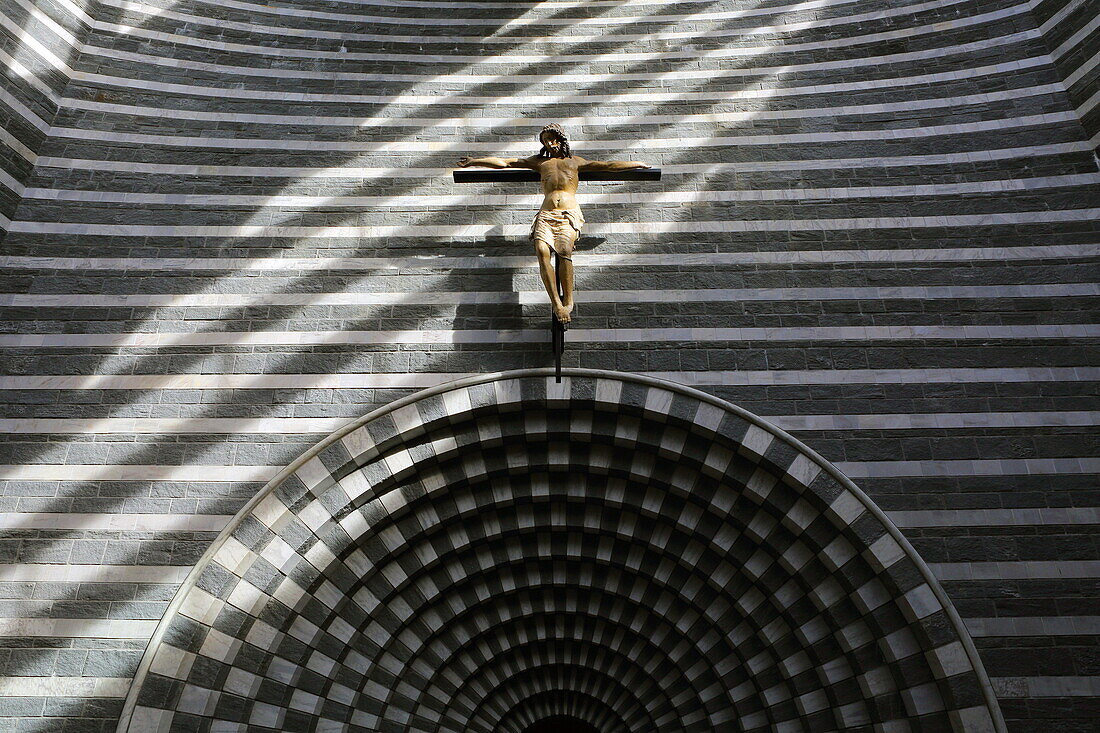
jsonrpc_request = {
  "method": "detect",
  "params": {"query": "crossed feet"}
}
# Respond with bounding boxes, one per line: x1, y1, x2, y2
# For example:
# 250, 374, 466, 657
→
554, 302, 574, 324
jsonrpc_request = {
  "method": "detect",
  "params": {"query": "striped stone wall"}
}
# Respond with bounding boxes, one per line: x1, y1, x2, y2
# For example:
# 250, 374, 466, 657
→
0, 0, 1097, 731
0, 0, 94, 232
1029, 0, 1100, 146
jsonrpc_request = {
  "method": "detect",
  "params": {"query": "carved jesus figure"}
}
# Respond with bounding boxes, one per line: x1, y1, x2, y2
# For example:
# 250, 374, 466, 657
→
457, 123, 651, 324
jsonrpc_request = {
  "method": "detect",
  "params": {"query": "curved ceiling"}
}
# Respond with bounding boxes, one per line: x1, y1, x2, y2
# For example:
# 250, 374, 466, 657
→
118, 369, 1003, 732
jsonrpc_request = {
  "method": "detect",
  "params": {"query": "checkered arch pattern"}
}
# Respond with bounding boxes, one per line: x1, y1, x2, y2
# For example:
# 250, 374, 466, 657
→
119, 370, 1001, 732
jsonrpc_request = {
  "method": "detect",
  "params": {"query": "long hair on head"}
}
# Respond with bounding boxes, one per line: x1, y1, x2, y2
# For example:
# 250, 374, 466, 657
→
537, 123, 571, 158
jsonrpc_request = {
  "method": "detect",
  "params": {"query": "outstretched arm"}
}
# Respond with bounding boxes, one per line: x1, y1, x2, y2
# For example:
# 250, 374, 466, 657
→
577, 158, 651, 172
457, 155, 538, 169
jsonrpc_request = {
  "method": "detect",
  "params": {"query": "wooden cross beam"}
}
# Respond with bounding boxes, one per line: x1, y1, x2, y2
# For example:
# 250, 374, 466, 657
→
453, 168, 661, 183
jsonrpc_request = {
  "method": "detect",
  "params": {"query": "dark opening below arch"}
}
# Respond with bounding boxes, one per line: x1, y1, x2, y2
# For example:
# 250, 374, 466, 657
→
522, 715, 601, 733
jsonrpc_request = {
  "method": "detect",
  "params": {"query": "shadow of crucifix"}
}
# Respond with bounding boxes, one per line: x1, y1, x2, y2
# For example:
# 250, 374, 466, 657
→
454, 123, 661, 381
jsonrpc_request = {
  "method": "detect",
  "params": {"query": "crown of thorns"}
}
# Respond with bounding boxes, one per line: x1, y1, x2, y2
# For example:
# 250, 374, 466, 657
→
537, 123, 571, 157
539, 123, 567, 141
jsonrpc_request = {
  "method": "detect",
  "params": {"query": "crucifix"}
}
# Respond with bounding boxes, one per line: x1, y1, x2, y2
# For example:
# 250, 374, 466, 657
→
454, 123, 661, 380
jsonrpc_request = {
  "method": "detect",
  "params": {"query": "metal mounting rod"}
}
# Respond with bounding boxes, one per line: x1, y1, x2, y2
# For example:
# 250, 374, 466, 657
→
551, 250, 565, 383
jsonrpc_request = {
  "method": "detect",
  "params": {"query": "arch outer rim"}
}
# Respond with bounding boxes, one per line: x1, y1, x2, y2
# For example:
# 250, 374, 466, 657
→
116, 367, 1006, 732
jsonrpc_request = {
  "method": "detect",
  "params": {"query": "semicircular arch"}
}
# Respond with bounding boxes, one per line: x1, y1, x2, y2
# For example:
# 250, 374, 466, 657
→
118, 369, 1004, 733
